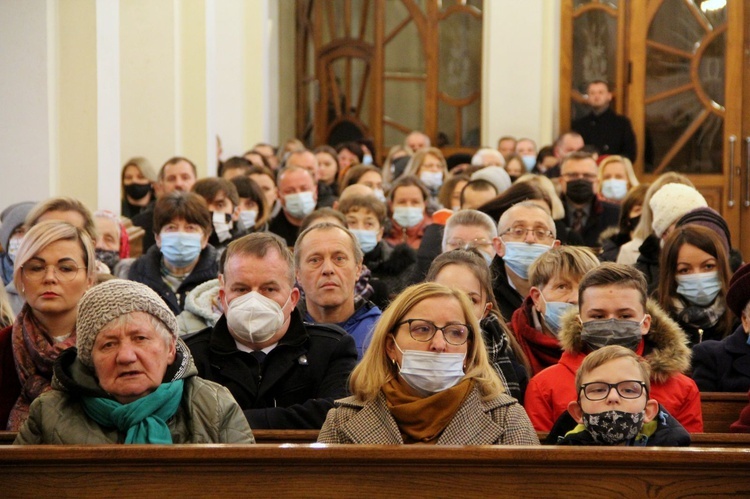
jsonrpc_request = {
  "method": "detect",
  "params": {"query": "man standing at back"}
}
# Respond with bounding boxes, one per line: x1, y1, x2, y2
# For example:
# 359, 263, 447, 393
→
185, 232, 358, 429
572, 80, 637, 161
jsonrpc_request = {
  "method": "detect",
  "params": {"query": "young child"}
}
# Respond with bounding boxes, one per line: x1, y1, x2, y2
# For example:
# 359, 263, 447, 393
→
558, 345, 690, 446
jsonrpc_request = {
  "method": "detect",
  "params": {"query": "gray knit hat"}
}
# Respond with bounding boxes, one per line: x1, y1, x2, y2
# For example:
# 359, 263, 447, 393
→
76, 279, 178, 368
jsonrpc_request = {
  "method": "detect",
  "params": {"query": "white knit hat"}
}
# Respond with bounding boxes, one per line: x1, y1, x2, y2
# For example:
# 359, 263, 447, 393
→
470, 166, 511, 195
76, 279, 178, 368
649, 184, 707, 238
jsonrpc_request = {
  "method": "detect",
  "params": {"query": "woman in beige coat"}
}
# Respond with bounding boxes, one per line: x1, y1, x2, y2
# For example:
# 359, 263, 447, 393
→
318, 282, 538, 445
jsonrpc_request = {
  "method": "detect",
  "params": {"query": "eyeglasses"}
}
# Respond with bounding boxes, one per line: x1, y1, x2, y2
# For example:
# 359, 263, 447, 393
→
396, 319, 472, 346
446, 237, 492, 250
579, 381, 647, 401
22, 262, 84, 282
501, 226, 555, 242
562, 172, 597, 182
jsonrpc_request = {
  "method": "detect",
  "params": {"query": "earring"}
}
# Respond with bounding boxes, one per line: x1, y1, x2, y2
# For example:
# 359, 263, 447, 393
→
391, 358, 396, 365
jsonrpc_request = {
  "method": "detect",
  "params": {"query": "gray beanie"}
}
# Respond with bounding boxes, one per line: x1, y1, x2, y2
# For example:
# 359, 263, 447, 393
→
0, 201, 35, 250
76, 279, 178, 368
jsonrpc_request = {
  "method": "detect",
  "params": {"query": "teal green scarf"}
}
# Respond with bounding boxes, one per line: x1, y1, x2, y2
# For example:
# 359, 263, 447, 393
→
81, 380, 185, 444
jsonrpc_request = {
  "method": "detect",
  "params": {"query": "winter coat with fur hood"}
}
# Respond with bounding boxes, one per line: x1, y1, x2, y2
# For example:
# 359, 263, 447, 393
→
524, 300, 703, 432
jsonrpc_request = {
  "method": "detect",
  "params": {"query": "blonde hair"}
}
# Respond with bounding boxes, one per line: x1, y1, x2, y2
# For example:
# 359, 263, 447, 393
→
516, 173, 565, 220
13, 221, 96, 297
0, 285, 13, 328
403, 147, 449, 179
575, 345, 651, 394
529, 246, 600, 289
120, 157, 157, 197
349, 282, 504, 402
597, 155, 639, 189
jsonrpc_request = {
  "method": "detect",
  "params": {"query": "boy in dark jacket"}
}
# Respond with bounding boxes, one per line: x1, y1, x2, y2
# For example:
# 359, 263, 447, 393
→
557, 345, 690, 446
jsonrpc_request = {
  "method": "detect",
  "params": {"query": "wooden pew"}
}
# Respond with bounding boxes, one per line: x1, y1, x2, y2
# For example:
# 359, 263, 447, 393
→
2, 445, 750, 497
701, 392, 747, 433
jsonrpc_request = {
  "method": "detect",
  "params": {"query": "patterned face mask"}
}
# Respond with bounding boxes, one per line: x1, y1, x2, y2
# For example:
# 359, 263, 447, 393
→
582, 409, 645, 444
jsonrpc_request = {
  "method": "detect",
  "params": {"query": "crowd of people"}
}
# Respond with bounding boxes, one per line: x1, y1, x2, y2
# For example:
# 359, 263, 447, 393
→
3, 80, 750, 447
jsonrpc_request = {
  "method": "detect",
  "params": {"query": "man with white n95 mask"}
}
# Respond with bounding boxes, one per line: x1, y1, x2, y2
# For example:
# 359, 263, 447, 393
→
185, 232, 357, 430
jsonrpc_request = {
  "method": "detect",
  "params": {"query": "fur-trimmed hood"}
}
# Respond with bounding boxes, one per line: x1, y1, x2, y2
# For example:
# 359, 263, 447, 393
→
557, 299, 691, 383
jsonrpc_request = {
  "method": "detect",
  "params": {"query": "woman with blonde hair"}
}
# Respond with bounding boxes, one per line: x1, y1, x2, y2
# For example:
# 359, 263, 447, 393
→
121, 157, 157, 219
597, 155, 640, 203
318, 282, 538, 445
0, 221, 96, 430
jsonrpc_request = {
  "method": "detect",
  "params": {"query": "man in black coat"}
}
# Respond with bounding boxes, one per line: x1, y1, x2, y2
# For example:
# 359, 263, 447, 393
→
572, 80, 637, 161
185, 232, 357, 430
558, 152, 620, 249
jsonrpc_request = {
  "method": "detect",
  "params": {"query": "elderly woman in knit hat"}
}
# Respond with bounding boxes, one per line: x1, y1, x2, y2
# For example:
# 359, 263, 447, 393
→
691, 262, 750, 393
14, 279, 253, 444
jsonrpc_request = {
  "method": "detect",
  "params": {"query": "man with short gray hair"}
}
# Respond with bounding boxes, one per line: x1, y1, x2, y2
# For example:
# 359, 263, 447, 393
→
491, 202, 560, 320
295, 223, 381, 359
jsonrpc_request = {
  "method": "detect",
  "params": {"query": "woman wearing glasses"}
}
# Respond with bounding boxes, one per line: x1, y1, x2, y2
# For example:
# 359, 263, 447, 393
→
317, 282, 538, 445
1, 221, 95, 430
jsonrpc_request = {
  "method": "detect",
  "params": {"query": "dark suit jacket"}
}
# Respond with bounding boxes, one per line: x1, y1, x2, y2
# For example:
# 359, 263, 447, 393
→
561, 195, 620, 249
572, 107, 637, 161
185, 312, 357, 429
692, 326, 750, 392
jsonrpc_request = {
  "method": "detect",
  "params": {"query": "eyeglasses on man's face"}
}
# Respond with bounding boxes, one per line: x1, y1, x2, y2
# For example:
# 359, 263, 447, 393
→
501, 226, 555, 243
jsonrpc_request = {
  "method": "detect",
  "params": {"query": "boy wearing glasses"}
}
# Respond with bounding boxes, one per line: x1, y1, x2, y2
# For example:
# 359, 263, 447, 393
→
560, 345, 690, 446
525, 263, 702, 433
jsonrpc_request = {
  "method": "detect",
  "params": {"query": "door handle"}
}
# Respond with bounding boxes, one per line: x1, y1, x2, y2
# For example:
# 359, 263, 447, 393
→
728, 135, 736, 208
745, 137, 750, 208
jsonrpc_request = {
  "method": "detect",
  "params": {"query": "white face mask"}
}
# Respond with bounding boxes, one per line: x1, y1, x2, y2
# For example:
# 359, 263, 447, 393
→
7, 236, 23, 262
226, 291, 291, 344
392, 337, 466, 395
212, 212, 234, 243
238, 209, 258, 230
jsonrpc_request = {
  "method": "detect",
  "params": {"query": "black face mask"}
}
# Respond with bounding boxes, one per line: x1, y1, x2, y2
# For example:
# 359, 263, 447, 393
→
95, 248, 120, 271
125, 183, 151, 200
627, 215, 641, 232
566, 179, 595, 204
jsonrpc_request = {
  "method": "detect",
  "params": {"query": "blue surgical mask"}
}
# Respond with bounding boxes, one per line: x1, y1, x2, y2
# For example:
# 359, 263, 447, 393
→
521, 155, 536, 172
480, 250, 494, 267
284, 191, 316, 219
160, 232, 203, 268
540, 293, 575, 336
601, 178, 629, 201
393, 206, 424, 229
350, 229, 379, 253
676, 271, 722, 306
420, 171, 443, 190
501, 240, 551, 279
362, 154, 374, 165
239, 209, 257, 230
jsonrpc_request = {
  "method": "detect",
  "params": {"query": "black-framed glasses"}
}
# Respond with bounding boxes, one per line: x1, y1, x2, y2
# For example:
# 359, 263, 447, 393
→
396, 319, 472, 346
579, 380, 647, 401
21, 262, 84, 282
501, 226, 555, 242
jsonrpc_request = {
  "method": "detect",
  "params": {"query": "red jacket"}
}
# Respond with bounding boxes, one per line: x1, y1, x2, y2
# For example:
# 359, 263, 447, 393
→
524, 300, 703, 433
509, 297, 562, 377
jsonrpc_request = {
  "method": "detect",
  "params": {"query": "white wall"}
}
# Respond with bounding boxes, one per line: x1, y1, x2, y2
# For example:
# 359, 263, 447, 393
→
483, 0, 559, 149
0, 0, 53, 207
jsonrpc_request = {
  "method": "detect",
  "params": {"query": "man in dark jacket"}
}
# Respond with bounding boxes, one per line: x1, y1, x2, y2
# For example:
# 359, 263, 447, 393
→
185, 232, 357, 430
572, 80, 637, 161
558, 151, 620, 249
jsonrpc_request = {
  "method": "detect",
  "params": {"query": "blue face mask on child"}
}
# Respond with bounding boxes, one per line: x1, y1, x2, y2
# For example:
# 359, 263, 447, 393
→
540, 293, 575, 336
675, 271, 722, 307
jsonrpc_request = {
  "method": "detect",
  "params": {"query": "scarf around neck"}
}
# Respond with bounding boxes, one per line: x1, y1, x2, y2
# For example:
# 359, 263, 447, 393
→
81, 380, 185, 444
7, 305, 76, 430
672, 296, 725, 331
382, 377, 474, 444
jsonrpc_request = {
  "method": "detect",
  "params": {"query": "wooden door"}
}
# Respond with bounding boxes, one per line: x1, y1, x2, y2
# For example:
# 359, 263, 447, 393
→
296, 0, 484, 161
629, 0, 744, 251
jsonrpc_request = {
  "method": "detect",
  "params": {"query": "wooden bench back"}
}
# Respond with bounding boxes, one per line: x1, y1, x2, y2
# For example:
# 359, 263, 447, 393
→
2, 445, 750, 497
701, 392, 747, 433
